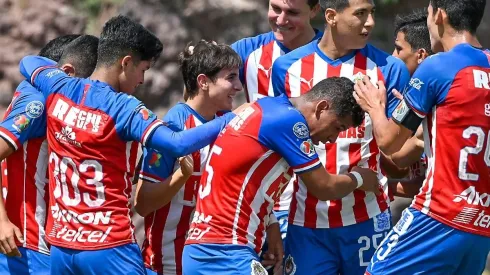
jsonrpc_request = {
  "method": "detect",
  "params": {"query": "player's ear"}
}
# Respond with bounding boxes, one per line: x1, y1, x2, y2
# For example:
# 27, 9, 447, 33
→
310, 3, 321, 19
325, 8, 337, 27
196, 74, 209, 91
121, 55, 133, 70
315, 100, 330, 118
417, 48, 429, 64
434, 7, 444, 26
60, 64, 76, 77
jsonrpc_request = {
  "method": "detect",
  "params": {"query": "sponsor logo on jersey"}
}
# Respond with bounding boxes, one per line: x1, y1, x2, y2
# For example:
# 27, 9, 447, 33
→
51, 98, 103, 133
300, 139, 315, 157
452, 207, 479, 225
51, 203, 113, 225
25, 101, 44, 118
12, 114, 30, 133
149, 152, 162, 167
55, 125, 82, 148
409, 78, 424, 90
453, 186, 490, 207
51, 224, 112, 244
251, 260, 267, 275
284, 255, 297, 275
392, 100, 410, 122
393, 209, 413, 235
46, 69, 63, 78
292, 122, 309, 139
473, 209, 490, 229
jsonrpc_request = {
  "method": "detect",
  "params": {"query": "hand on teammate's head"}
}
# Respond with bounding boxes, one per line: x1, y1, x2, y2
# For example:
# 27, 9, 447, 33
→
353, 76, 387, 113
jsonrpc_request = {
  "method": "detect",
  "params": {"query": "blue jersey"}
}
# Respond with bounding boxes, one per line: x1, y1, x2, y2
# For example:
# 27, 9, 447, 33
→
270, 40, 410, 229
231, 30, 322, 102
394, 44, 490, 237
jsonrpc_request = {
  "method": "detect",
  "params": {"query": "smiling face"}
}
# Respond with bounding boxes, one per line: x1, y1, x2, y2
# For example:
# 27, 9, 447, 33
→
206, 67, 242, 111
328, 0, 376, 51
268, 0, 317, 49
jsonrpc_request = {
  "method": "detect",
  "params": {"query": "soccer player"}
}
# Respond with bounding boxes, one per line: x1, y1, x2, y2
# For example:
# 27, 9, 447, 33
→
231, 0, 323, 257
0, 34, 98, 274
352, 0, 490, 274
270, 0, 410, 274
19, 16, 237, 274
136, 40, 243, 275
183, 77, 382, 275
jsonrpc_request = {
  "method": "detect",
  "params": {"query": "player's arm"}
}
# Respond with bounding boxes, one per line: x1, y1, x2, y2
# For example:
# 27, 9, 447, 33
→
390, 126, 424, 168
380, 153, 409, 179
388, 176, 424, 198
134, 155, 193, 217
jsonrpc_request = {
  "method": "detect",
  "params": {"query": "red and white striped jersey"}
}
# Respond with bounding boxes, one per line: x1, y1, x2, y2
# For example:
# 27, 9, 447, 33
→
186, 95, 321, 253
0, 83, 50, 254
231, 31, 323, 212
404, 45, 490, 237
271, 42, 410, 228
140, 104, 212, 275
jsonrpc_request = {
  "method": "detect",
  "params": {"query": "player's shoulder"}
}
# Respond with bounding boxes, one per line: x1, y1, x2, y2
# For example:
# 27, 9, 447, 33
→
273, 40, 317, 70
163, 102, 195, 128
14, 80, 45, 102
361, 44, 406, 69
258, 95, 305, 124
232, 31, 275, 51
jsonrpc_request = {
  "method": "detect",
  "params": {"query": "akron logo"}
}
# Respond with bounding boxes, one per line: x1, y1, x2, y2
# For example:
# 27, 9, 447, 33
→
284, 255, 297, 275
293, 122, 309, 139
25, 101, 44, 118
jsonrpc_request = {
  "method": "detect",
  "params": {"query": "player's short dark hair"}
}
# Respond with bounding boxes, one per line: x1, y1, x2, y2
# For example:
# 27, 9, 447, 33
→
394, 9, 433, 55
319, 0, 350, 12
38, 34, 81, 62
58, 35, 99, 78
97, 15, 163, 67
308, 0, 320, 8
430, 0, 485, 34
302, 77, 364, 127
179, 40, 242, 100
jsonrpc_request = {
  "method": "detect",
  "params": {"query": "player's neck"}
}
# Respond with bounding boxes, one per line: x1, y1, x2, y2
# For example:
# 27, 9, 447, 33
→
440, 29, 482, 52
318, 30, 355, 60
186, 96, 217, 121
282, 26, 316, 50
89, 67, 121, 92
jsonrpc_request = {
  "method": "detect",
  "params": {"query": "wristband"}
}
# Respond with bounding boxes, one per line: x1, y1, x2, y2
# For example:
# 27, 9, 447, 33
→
350, 171, 363, 188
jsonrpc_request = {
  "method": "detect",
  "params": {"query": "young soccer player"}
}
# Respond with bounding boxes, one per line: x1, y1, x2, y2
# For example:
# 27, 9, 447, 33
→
19, 16, 237, 274
182, 77, 382, 274
353, 0, 490, 273
136, 40, 243, 275
0, 34, 98, 274
270, 0, 410, 274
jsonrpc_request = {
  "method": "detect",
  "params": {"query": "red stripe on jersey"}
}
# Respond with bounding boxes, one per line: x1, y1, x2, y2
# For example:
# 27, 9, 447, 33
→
348, 143, 369, 223
353, 52, 367, 75
5, 146, 25, 247
80, 84, 91, 106
327, 63, 342, 78
244, 58, 250, 102
288, 177, 300, 224
235, 153, 283, 246
174, 205, 194, 275
285, 72, 292, 97
370, 137, 389, 210
142, 205, 171, 272
183, 116, 199, 203
253, 200, 272, 250
258, 42, 274, 97
24, 141, 41, 250
326, 143, 343, 228
300, 54, 315, 94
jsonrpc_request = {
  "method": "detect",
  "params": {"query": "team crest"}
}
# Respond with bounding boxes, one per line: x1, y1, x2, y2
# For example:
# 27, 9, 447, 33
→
373, 211, 391, 233
12, 115, 30, 133
351, 72, 365, 83
250, 260, 267, 275
139, 107, 154, 120
300, 139, 315, 157
284, 255, 296, 275
149, 152, 162, 167
293, 122, 309, 139
25, 101, 44, 118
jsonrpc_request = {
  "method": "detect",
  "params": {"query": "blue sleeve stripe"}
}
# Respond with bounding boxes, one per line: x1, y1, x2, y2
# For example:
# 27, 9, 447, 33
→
293, 159, 321, 174
141, 120, 164, 146
0, 127, 20, 150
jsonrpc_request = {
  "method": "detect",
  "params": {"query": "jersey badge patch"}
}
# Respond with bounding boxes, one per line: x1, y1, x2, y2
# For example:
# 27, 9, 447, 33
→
12, 115, 30, 133
373, 210, 391, 233
284, 255, 297, 275
251, 260, 267, 275
293, 122, 309, 139
392, 100, 410, 122
300, 139, 315, 157
139, 107, 154, 120
25, 101, 44, 118
149, 152, 162, 167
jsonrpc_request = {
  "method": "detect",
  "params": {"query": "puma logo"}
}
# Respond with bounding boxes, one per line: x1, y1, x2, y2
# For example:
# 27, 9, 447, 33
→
257, 63, 272, 78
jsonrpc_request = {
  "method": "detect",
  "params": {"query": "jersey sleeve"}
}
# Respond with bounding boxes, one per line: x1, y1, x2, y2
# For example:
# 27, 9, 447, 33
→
259, 107, 321, 174
0, 86, 46, 150
382, 57, 410, 118
19, 56, 70, 99
139, 106, 188, 183
231, 39, 249, 85
403, 55, 450, 117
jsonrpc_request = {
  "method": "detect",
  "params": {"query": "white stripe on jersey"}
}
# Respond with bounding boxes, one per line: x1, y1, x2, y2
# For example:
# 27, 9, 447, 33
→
124, 141, 136, 242
34, 140, 49, 253
421, 108, 437, 214
0, 131, 18, 150
232, 150, 274, 244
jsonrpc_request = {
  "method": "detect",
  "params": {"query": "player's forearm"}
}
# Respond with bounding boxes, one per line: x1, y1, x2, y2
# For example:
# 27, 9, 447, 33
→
388, 176, 423, 198
380, 153, 410, 179
134, 170, 191, 217
368, 108, 407, 155
391, 133, 424, 168
19, 56, 56, 83
147, 112, 235, 158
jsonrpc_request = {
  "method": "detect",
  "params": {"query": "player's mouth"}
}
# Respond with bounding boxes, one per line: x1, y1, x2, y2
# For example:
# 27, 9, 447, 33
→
360, 32, 370, 38
276, 25, 291, 33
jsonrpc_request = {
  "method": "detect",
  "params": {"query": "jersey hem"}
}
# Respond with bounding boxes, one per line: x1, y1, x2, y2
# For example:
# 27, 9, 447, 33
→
22, 243, 50, 255
45, 236, 135, 251
185, 238, 260, 254
412, 204, 490, 238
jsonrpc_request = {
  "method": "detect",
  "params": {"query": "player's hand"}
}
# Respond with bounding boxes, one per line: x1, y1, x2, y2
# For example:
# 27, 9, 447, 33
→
262, 223, 283, 275
0, 219, 23, 257
353, 76, 387, 113
233, 102, 252, 115
178, 155, 194, 177
351, 166, 381, 196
